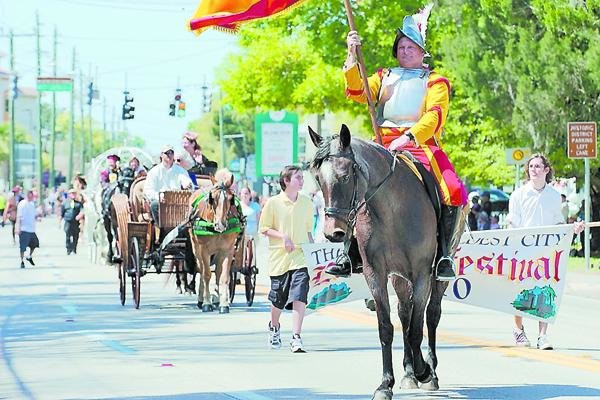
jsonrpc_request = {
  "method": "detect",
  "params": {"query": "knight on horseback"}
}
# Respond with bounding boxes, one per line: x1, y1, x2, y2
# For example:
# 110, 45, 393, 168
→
326, 5, 468, 281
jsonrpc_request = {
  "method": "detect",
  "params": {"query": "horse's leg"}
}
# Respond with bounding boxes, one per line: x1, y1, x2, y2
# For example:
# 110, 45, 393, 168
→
421, 279, 448, 391
174, 261, 183, 294
408, 275, 433, 385
201, 251, 213, 312
216, 246, 234, 313
390, 275, 418, 390
365, 266, 395, 400
188, 233, 204, 309
104, 215, 113, 263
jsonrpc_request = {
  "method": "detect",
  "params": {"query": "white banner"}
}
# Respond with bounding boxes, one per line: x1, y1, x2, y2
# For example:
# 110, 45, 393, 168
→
301, 243, 370, 314
448, 225, 574, 323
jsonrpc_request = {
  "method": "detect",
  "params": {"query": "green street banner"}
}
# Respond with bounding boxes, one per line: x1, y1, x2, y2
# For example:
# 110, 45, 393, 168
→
37, 77, 73, 92
448, 225, 574, 323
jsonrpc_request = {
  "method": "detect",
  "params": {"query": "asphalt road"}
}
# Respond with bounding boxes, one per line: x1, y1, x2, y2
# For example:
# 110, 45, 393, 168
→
1, 218, 599, 400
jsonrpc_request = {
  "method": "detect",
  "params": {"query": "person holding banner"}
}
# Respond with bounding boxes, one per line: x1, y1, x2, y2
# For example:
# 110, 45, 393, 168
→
337, 5, 468, 281
507, 153, 584, 350
259, 165, 314, 353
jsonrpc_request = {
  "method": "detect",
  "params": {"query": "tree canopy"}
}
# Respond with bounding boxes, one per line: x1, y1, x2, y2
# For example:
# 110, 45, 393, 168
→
215, 0, 600, 188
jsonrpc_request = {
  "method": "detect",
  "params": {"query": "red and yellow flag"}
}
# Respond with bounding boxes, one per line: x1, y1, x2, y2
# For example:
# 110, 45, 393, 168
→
189, 0, 307, 34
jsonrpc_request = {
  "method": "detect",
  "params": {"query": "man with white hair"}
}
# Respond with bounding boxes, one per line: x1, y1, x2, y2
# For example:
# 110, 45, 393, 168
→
144, 144, 193, 224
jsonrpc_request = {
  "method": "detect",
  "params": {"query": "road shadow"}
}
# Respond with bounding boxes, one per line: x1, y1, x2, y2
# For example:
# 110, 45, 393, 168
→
97, 388, 371, 399
404, 384, 600, 399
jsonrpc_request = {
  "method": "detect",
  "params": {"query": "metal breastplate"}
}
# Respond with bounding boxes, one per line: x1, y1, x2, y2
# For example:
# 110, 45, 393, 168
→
377, 68, 429, 128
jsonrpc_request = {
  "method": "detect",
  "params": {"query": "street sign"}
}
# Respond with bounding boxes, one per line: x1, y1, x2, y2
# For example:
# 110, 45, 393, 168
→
505, 147, 531, 165
255, 111, 298, 176
37, 77, 73, 92
568, 122, 597, 159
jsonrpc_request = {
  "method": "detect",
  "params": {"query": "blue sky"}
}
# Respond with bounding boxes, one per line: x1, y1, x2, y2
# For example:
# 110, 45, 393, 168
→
0, 0, 238, 152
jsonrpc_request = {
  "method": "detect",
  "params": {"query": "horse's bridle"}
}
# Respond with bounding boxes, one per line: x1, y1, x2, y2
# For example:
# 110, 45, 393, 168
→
321, 149, 397, 256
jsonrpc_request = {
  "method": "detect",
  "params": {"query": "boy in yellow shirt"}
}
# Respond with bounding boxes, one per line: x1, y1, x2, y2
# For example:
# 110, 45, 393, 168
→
259, 166, 314, 352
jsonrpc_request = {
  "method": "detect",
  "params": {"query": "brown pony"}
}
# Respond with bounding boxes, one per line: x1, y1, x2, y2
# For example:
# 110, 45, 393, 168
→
309, 125, 448, 399
188, 172, 241, 314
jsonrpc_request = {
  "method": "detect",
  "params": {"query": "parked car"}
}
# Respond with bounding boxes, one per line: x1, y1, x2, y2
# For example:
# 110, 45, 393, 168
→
469, 188, 510, 213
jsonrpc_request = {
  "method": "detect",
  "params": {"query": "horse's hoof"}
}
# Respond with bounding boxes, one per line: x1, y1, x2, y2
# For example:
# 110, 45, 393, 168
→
420, 377, 439, 391
197, 301, 203, 309
372, 388, 393, 400
112, 256, 122, 264
400, 376, 419, 390
415, 364, 432, 384
176, 287, 183, 294
202, 304, 214, 312
219, 306, 230, 314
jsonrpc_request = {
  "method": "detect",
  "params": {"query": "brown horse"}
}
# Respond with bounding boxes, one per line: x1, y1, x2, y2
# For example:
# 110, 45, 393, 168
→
188, 173, 242, 314
309, 124, 448, 399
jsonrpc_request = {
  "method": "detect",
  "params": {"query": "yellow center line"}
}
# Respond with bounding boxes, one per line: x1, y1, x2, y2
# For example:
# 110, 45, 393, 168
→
316, 306, 600, 373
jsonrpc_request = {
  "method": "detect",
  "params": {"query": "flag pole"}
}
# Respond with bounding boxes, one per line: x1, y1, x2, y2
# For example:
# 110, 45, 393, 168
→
343, 0, 382, 145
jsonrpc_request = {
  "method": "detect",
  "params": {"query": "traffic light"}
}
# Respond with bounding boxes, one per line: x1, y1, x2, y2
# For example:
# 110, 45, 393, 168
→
174, 89, 181, 102
11, 75, 18, 100
87, 82, 93, 105
122, 91, 134, 120
169, 102, 176, 117
202, 91, 211, 113
177, 101, 186, 118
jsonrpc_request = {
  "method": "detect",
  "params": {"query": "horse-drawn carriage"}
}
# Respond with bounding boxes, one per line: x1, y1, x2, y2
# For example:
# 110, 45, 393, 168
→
110, 170, 258, 310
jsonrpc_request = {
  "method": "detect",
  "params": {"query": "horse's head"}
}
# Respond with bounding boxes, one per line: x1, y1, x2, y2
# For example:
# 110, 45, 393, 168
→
309, 124, 368, 242
206, 172, 236, 233
117, 167, 135, 196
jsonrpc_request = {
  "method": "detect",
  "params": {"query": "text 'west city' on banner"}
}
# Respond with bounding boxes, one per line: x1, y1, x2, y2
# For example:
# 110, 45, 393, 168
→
447, 225, 574, 323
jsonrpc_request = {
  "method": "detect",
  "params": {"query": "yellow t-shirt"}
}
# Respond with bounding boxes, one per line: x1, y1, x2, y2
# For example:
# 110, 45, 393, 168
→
258, 192, 313, 276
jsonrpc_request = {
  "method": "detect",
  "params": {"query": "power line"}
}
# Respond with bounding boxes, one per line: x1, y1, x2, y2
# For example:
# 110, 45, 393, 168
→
53, 0, 194, 13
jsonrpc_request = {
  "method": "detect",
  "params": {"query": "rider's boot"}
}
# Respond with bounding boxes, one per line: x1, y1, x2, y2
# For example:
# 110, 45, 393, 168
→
435, 205, 466, 281
324, 237, 362, 277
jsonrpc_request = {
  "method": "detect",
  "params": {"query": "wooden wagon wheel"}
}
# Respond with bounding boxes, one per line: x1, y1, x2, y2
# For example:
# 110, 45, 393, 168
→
110, 194, 131, 306
243, 237, 257, 307
130, 237, 142, 309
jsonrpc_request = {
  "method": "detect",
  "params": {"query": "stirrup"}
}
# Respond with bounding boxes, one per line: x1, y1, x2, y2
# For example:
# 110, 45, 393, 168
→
324, 262, 351, 277
435, 257, 456, 281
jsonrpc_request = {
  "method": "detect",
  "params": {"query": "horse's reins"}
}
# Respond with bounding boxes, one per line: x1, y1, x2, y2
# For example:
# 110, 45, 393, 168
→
323, 150, 397, 263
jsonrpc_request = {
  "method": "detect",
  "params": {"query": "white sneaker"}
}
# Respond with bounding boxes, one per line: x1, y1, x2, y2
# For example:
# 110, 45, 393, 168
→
268, 322, 281, 349
537, 335, 553, 350
290, 334, 305, 353
513, 328, 530, 347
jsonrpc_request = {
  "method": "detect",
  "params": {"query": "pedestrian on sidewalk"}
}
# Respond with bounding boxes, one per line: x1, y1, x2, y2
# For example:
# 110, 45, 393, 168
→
259, 165, 314, 353
3, 186, 23, 245
506, 153, 585, 350
15, 190, 40, 269
61, 189, 84, 255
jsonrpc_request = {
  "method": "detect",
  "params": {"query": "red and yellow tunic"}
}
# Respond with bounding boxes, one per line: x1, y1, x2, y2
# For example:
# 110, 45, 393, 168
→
344, 64, 467, 206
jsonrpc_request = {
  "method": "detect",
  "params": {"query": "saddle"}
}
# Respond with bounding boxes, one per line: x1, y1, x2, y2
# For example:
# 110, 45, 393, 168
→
395, 151, 442, 222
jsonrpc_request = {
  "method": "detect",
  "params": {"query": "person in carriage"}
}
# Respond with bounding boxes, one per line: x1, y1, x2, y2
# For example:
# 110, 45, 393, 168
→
128, 157, 146, 178
144, 144, 193, 229
181, 131, 218, 179
328, 5, 468, 280
99, 154, 122, 188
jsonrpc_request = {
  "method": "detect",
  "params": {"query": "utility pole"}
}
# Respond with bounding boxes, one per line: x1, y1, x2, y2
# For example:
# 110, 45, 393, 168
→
9, 30, 16, 187
111, 105, 115, 145
68, 47, 76, 184
87, 64, 93, 164
35, 12, 43, 199
50, 26, 57, 190
79, 69, 84, 172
